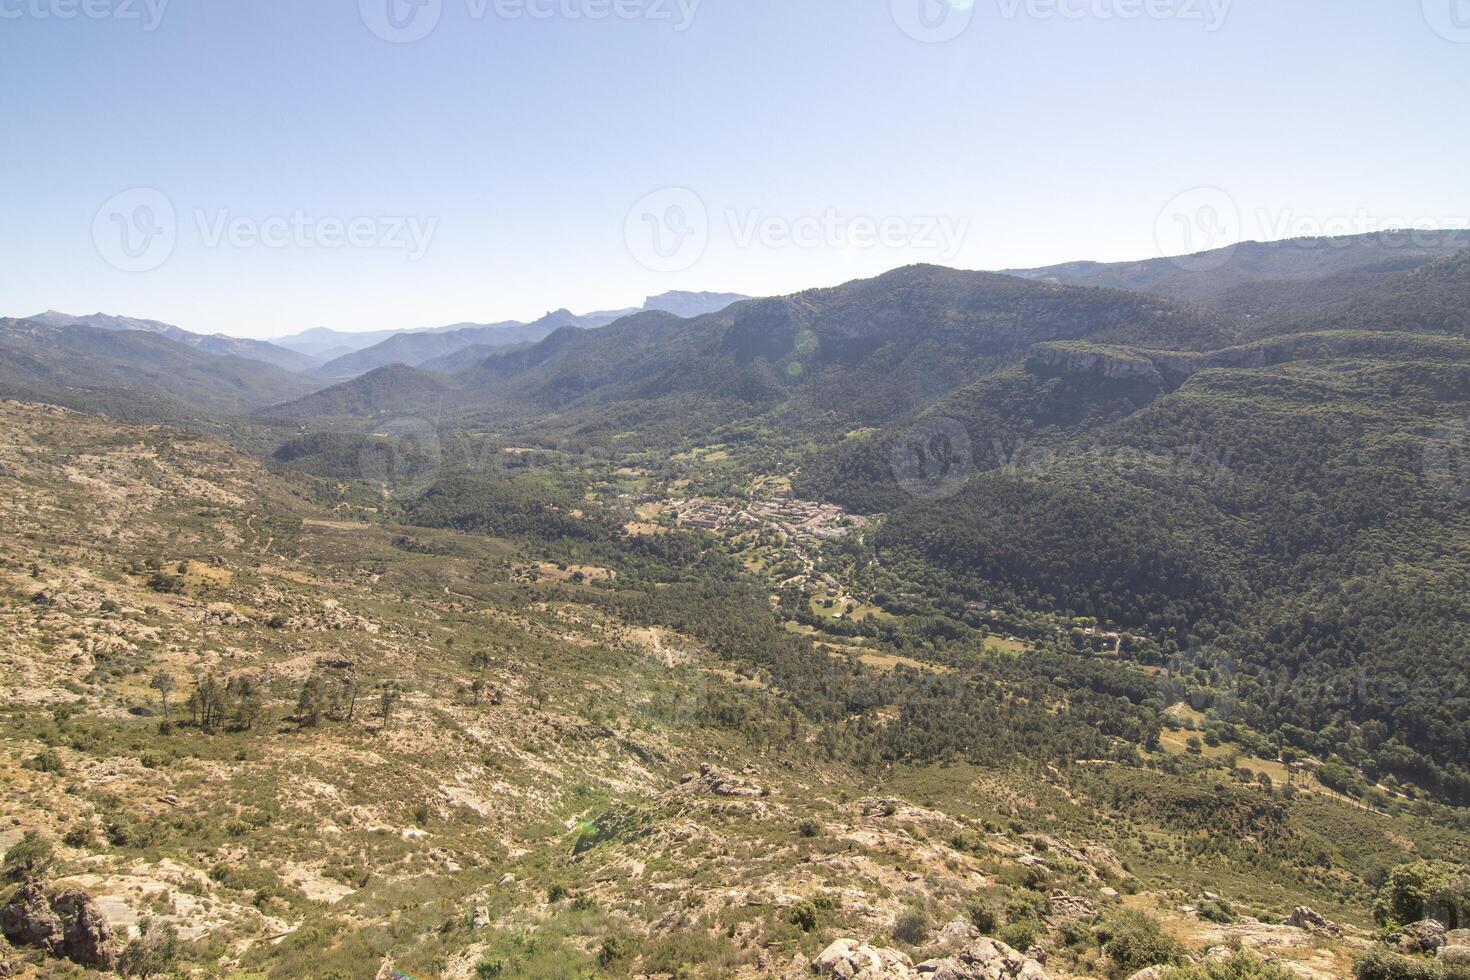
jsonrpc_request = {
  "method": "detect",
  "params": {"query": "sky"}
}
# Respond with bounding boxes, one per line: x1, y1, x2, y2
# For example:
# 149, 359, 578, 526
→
1, 0, 1468, 339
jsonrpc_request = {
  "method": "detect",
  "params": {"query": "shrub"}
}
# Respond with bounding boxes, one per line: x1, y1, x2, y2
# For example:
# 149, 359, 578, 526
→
1374, 861, 1470, 929
598, 936, 633, 966
790, 900, 819, 933
24, 748, 65, 774
893, 907, 930, 945
3, 830, 55, 881
1162, 950, 1299, 978
1355, 947, 1445, 980
999, 921, 1038, 952
1099, 910, 1184, 979
966, 896, 999, 934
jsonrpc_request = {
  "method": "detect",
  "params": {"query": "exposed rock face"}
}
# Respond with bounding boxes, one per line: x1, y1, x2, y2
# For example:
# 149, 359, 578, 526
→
1047, 891, 1098, 922
681, 763, 764, 797
0, 935, 18, 978
0, 881, 62, 955
934, 917, 981, 949
1395, 919, 1448, 954
811, 938, 915, 978
1124, 969, 1169, 980
1284, 906, 1342, 937
917, 936, 1048, 978
52, 889, 118, 968
810, 937, 1048, 979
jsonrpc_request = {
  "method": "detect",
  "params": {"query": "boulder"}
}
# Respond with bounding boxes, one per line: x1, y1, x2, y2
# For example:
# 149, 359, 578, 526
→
1047, 890, 1097, 921
1283, 906, 1342, 937
0, 881, 62, 955
1123, 969, 1170, 980
52, 888, 118, 969
811, 938, 915, 978
1395, 919, 1448, 954
916, 936, 1049, 979
0, 935, 17, 978
934, 917, 981, 949
681, 763, 764, 797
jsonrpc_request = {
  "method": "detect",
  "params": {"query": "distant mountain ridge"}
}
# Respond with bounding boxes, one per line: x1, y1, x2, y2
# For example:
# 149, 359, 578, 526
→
28, 310, 319, 373
1005, 230, 1470, 316
0, 318, 324, 418
270, 290, 750, 377
273, 266, 1234, 428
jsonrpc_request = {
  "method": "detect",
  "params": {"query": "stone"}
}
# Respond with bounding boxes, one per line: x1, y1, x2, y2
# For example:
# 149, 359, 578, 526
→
1395, 919, 1448, 954
1100, 887, 1121, 902
916, 936, 1049, 979
1047, 891, 1097, 921
471, 906, 490, 928
682, 763, 764, 797
0, 881, 62, 955
52, 888, 119, 969
1123, 969, 1169, 980
811, 938, 915, 978
934, 917, 980, 949
1283, 906, 1342, 937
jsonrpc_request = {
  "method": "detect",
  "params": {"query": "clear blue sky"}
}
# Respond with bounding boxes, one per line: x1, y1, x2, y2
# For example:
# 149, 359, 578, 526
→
2, 0, 1467, 338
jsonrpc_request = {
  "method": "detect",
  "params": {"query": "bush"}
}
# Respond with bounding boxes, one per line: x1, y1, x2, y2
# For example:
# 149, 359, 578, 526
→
598, 936, 634, 966
1099, 910, 1185, 979
24, 748, 65, 774
1374, 861, 1470, 929
1162, 950, 1299, 978
966, 896, 999, 934
790, 900, 819, 933
3, 830, 55, 881
1355, 947, 1445, 980
999, 921, 1038, 952
893, 907, 930, 945
1198, 898, 1237, 924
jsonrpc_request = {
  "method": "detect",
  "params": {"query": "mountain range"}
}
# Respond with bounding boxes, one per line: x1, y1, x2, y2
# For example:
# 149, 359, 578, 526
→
7, 232, 1470, 979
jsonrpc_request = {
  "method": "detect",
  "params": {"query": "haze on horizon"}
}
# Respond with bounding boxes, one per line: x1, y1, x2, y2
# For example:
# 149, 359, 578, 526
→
3, 0, 1468, 339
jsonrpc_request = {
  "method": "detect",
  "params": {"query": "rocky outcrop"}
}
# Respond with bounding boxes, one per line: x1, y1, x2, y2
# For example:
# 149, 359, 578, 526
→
0, 881, 62, 955
0, 935, 19, 978
810, 937, 1048, 979
934, 917, 981, 949
681, 763, 764, 797
1124, 968, 1169, 980
1283, 906, 1342, 937
1025, 343, 1168, 385
1394, 919, 1448, 954
811, 938, 914, 978
918, 937, 1049, 978
0, 884, 118, 969
1047, 891, 1097, 922
52, 889, 119, 969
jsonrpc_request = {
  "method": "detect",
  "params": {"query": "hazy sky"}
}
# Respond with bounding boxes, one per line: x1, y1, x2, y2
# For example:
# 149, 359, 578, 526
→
2, 0, 1467, 338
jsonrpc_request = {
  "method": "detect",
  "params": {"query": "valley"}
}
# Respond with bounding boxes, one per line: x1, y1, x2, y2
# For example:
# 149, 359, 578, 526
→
5, 237, 1470, 979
